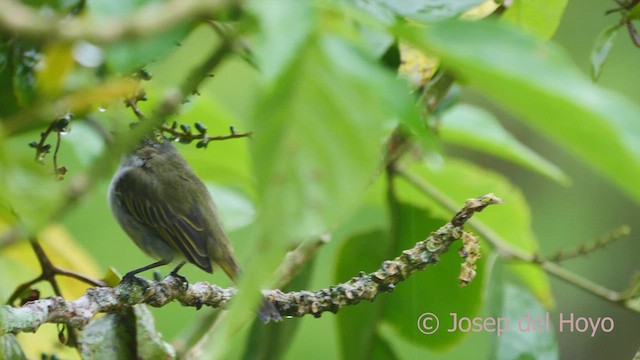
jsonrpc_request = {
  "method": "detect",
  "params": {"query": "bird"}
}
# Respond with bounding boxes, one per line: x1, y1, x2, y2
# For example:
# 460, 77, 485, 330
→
108, 134, 281, 322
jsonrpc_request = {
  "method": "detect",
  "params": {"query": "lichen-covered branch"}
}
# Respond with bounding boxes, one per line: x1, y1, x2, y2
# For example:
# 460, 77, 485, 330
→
396, 166, 640, 314
0, 194, 502, 335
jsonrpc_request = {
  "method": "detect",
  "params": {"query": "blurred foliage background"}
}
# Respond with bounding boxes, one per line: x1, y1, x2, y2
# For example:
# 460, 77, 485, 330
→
1, 0, 640, 359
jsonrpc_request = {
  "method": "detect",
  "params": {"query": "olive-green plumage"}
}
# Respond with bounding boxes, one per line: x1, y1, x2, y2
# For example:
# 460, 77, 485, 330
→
108, 136, 280, 322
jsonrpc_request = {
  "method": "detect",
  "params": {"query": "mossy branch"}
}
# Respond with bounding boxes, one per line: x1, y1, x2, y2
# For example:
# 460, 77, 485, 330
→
0, 194, 502, 335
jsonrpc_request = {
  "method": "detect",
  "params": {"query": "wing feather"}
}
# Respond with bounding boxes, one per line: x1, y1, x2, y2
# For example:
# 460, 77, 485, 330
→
116, 168, 212, 272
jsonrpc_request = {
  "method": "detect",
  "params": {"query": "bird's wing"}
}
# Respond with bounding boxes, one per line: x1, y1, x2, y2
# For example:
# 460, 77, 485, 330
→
115, 168, 212, 272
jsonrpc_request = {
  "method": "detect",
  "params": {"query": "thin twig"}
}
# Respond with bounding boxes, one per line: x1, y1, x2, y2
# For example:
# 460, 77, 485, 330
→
542, 225, 630, 263
625, 19, 640, 48
161, 124, 252, 145
125, 97, 147, 122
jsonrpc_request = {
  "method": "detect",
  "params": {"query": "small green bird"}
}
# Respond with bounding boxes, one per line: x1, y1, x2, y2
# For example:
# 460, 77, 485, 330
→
108, 135, 281, 322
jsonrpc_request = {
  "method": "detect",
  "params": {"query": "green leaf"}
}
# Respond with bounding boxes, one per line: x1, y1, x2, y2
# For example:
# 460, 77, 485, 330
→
502, 0, 569, 39
487, 261, 559, 360
0, 42, 20, 117
249, 0, 315, 83
251, 35, 422, 244
0, 334, 26, 360
79, 305, 175, 359
201, 33, 425, 359
133, 305, 176, 360
439, 103, 569, 185
628, 2, 640, 20
397, 158, 553, 307
590, 24, 622, 81
347, 0, 486, 23
79, 310, 137, 359
0, 135, 69, 231
335, 230, 389, 359
397, 20, 640, 206
88, 0, 193, 73
105, 26, 193, 73
66, 122, 106, 167
382, 203, 486, 350
370, 333, 399, 360
0, 41, 39, 116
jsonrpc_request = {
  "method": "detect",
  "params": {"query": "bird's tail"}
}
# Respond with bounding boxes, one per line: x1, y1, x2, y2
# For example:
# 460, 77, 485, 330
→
258, 297, 282, 323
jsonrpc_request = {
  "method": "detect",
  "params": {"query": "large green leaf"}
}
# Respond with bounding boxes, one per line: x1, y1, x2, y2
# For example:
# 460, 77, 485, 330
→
398, 20, 640, 205
502, 0, 569, 39
251, 35, 422, 245
439, 103, 569, 185
249, 0, 315, 83
198, 26, 424, 360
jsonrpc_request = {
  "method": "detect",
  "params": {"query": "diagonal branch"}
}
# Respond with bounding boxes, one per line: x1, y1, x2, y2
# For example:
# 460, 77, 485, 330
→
0, 194, 502, 335
395, 165, 640, 313
0, 0, 233, 45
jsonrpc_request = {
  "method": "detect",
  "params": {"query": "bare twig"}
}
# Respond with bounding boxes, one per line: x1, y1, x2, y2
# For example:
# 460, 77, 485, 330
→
542, 225, 630, 263
6, 238, 107, 306
0, 194, 502, 335
5, 237, 107, 346
28, 114, 71, 173
0, 0, 233, 45
160, 123, 252, 148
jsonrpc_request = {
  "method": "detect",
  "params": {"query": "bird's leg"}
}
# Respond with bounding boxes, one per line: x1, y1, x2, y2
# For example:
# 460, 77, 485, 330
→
122, 259, 171, 281
168, 261, 189, 286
